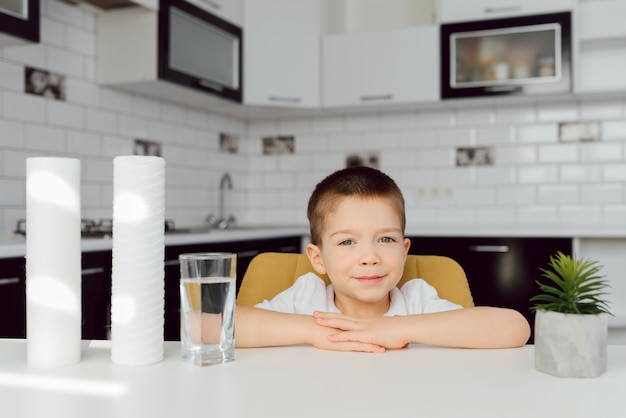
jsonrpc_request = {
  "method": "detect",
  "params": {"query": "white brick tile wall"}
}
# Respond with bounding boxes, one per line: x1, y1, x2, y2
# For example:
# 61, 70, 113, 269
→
0, 179, 24, 205
0, 120, 25, 148
537, 100, 579, 122
496, 186, 536, 206
518, 205, 558, 225
559, 205, 602, 225
538, 143, 579, 163
517, 124, 558, 143
560, 164, 602, 182
2, 43, 46, 68
495, 104, 536, 124
537, 184, 579, 204
66, 78, 101, 106
455, 107, 495, 126
496, 145, 537, 165
476, 126, 514, 145
580, 142, 623, 161
346, 113, 380, 132
47, 46, 84, 78
3, 92, 46, 123
580, 98, 623, 119
0, 61, 23, 91
380, 111, 418, 130
67, 131, 100, 156
581, 184, 623, 204
518, 166, 559, 183
41, 17, 65, 47
25, 124, 65, 152
476, 207, 516, 225
47, 100, 84, 129
602, 120, 626, 140
85, 108, 117, 134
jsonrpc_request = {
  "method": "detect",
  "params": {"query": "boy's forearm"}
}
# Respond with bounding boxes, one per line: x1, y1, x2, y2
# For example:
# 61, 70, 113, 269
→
234, 305, 315, 348
400, 306, 531, 349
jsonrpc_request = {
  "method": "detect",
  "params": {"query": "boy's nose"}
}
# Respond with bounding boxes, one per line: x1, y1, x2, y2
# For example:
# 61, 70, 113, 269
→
359, 246, 381, 265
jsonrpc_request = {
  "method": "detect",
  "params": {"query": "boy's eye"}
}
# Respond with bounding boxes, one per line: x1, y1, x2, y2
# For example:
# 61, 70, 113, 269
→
379, 236, 396, 243
339, 239, 354, 246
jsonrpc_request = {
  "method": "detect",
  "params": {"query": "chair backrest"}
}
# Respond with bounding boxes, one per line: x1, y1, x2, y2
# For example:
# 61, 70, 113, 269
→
236, 252, 474, 308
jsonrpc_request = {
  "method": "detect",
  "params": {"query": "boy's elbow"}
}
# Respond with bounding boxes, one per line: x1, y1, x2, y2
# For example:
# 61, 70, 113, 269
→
502, 308, 531, 347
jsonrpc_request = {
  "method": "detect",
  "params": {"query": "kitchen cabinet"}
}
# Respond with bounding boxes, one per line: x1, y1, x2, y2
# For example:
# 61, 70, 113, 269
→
81, 251, 112, 340
163, 235, 301, 340
243, 0, 321, 108
408, 236, 572, 343
0, 250, 113, 340
186, 0, 242, 26
574, 0, 626, 93
0, 0, 39, 47
438, 0, 573, 23
97, 2, 243, 115
0, 255, 25, 338
323, 25, 439, 108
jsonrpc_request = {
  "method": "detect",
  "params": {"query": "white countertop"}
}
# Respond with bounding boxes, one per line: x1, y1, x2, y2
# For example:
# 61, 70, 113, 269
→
0, 227, 309, 258
2, 225, 626, 259
0, 340, 623, 418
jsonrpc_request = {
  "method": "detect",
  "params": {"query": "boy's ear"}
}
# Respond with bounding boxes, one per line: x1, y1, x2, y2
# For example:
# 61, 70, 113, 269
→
306, 243, 327, 275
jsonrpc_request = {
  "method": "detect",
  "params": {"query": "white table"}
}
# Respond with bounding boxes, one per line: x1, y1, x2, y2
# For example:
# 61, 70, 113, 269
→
0, 340, 623, 418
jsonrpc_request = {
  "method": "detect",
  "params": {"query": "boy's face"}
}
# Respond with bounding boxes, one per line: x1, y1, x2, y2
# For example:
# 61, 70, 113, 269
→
306, 196, 410, 315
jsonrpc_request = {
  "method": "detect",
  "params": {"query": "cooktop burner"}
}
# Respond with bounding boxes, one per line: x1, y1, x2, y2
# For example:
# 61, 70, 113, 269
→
14, 218, 177, 238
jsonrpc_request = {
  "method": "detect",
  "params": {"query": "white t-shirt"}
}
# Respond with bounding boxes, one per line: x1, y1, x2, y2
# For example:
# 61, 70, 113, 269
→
254, 272, 462, 316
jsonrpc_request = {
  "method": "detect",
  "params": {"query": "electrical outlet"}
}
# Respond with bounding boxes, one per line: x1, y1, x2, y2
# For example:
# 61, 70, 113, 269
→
558, 121, 601, 142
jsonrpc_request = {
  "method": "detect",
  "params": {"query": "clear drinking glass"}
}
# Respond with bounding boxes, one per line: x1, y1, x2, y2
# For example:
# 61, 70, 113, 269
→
179, 252, 236, 366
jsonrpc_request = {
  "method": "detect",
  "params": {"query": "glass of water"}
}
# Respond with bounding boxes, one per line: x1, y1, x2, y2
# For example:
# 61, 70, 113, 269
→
179, 252, 236, 366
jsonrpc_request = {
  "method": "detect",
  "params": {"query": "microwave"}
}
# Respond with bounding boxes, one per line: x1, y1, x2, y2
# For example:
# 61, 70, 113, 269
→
158, 0, 242, 103
441, 12, 571, 99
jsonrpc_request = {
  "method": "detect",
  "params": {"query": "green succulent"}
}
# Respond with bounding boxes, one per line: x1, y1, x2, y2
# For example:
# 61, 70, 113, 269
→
530, 251, 612, 315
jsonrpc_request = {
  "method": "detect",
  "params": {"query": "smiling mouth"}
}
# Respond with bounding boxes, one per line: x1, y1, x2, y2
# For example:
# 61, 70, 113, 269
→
354, 275, 384, 284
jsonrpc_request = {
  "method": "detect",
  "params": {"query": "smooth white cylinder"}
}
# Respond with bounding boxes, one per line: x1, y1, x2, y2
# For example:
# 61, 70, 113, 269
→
26, 157, 82, 368
111, 156, 165, 365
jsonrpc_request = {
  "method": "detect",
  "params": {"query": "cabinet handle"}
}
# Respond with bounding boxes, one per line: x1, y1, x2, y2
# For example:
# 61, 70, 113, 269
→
360, 94, 393, 102
200, 0, 222, 10
165, 259, 180, 267
484, 6, 522, 14
82, 267, 105, 276
469, 245, 510, 253
0, 277, 20, 286
268, 96, 301, 103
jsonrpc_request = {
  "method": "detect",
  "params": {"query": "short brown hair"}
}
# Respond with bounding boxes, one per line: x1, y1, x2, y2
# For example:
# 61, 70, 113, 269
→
307, 166, 406, 245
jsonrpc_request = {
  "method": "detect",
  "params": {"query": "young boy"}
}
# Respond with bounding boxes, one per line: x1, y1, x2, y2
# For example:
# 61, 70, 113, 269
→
234, 166, 530, 352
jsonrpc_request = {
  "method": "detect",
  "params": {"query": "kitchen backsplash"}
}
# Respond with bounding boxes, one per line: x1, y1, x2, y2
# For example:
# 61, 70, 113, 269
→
1, 0, 626, 238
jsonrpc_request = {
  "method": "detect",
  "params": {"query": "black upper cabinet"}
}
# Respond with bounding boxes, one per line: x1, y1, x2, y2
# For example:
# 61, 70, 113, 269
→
0, 0, 39, 46
158, 0, 243, 103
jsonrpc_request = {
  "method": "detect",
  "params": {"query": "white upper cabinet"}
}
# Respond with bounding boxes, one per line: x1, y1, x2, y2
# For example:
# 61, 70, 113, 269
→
438, 0, 573, 23
243, 0, 321, 108
323, 25, 439, 108
186, 0, 242, 25
575, 0, 626, 93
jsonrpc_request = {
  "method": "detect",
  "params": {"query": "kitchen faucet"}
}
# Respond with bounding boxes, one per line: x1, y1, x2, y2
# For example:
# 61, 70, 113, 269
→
206, 172, 236, 229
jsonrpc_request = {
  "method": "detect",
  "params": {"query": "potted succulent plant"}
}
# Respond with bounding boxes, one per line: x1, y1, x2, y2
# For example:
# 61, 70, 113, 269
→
530, 251, 612, 378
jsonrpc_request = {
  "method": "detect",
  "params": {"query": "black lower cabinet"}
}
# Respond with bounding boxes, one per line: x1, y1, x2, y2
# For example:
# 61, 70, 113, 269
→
407, 236, 572, 343
0, 236, 302, 342
81, 251, 112, 340
0, 256, 26, 338
163, 236, 301, 341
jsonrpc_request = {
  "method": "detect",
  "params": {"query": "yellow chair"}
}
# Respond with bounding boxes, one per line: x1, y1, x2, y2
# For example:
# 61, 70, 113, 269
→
237, 252, 474, 308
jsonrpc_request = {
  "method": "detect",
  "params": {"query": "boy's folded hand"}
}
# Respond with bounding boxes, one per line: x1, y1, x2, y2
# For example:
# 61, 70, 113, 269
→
313, 311, 410, 350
